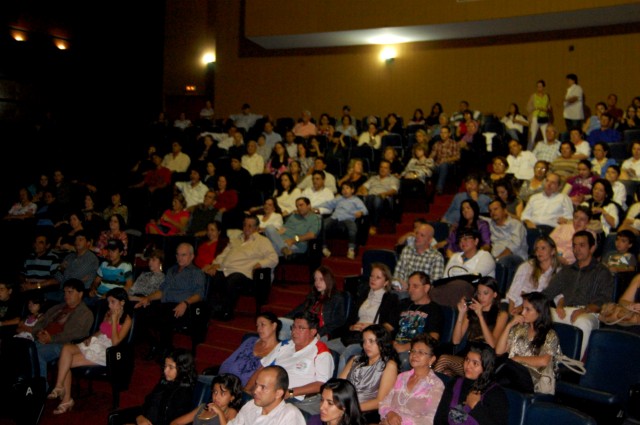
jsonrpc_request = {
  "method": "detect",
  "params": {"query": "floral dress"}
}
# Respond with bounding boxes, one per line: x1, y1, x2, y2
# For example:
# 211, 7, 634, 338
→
379, 369, 445, 425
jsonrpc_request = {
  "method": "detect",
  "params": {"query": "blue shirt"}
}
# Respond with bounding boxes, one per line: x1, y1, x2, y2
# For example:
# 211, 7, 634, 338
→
588, 128, 621, 146
442, 192, 492, 225
318, 195, 368, 221
160, 263, 206, 303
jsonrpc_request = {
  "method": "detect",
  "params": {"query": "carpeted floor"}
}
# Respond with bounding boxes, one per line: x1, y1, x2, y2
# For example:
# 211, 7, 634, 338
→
32, 193, 454, 425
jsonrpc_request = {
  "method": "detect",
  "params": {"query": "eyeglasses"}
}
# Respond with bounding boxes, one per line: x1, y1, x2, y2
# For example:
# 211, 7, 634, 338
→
409, 349, 433, 357
534, 166, 547, 171
290, 325, 310, 332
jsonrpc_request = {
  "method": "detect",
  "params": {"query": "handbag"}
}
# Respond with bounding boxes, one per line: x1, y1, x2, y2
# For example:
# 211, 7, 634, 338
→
598, 302, 640, 327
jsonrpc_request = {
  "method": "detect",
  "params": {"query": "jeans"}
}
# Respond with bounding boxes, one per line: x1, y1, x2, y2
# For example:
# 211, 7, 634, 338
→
436, 162, 454, 192
323, 217, 358, 249
36, 342, 63, 381
265, 225, 306, 256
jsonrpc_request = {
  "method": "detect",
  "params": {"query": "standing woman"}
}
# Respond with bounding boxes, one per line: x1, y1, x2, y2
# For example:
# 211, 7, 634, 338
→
434, 343, 508, 425
339, 325, 399, 423
526, 79, 552, 150
506, 236, 560, 316
378, 334, 444, 425
48, 287, 133, 414
495, 292, 561, 395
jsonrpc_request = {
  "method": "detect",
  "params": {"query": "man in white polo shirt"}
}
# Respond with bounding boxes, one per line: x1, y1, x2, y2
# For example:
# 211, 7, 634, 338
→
247, 311, 334, 419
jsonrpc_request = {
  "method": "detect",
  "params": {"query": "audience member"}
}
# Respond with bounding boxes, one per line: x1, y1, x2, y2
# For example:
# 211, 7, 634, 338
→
51, 231, 100, 299
602, 229, 637, 274
265, 197, 321, 258
0, 280, 20, 345
293, 110, 318, 138
441, 174, 492, 225
128, 248, 165, 301
18, 232, 61, 295
265, 141, 291, 179
173, 373, 242, 425
564, 159, 598, 206
550, 141, 579, 180
298, 157, 338, 194
162, 140, 192, 176
357, 160, 400, 236
590, 142, 616, 178
442, 199, 491, 259
587, 113, 621, 146
487, 199, 528, 285
317, 378, 366, 425
569, 128, 591, 160
186, 190, 218, 237
302, 171, 335, 210
521, 172, 573, 234
175, 167, 209, 209
275, 172, 302, 217
526, 79, 552, 149
506, 139, 537, 182
518, 160, 549, 204
87, 239, 133, 304
444, 229, 496, 278
581, 178, 621, 236
92, 213, 128, 260
563, 73, 584, 131
532, 125, 561, 163
229, 103, 263, 132
493, 178, 524, 219
145, 193, 191, 236
549, 205, 594, 265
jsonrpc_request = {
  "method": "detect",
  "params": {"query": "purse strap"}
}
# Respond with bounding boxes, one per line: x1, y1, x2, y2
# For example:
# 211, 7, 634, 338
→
557, 354, 586, 375
599, 304, 638, 326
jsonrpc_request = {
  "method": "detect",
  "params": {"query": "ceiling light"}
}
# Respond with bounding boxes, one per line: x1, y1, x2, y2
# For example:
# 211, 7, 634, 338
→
368, 34, 408, 45
202, 52, 216, 64
380, 47, 397, 62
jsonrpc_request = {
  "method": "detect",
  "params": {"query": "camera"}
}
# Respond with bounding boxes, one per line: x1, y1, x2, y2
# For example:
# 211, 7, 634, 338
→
465, 298, 474, 307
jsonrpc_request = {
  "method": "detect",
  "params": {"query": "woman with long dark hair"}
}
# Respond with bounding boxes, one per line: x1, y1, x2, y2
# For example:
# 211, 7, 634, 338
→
282, 266, 345, 340
318, 378, 366, 425
496, 292, 560, 394
442, 199, 491, 258
581, 178, 621, 236
339, 324, 398, 423
434, 342, 508, 425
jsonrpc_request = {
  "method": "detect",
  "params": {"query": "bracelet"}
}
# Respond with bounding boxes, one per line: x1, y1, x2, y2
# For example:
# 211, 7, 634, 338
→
183, 300, 189, 307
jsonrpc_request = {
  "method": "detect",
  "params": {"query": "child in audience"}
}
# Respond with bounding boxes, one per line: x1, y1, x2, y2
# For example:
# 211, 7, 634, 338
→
171, 373, 242, 425
603, 229, 637, 273
605, 164, 627, 211
14, 293, 45, 341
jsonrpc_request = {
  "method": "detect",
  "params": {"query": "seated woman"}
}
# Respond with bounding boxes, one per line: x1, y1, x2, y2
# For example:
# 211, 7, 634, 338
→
108, 348, 197, 425
434, 342, 508, 425
297, 142, 315, 176
493, 178, 524, 220
146, 193, 190, 236
381, 113, 403, 136
591, 142, 616, 178
400, 143, 435, 184
275, 172, 302, 217
338, 158, 368, 194
339, 324, 398, 423
518, 160, 549, 204
425, 102, 444, 129
618, 104, 638, 133
434, 277, 508, 377
382, 146, 405, 178
441, 201, 491, 260
255, 197, 284, 233
581, 178, 621, 237
92, 213, 129, 260
213, 175, 238, 222
480, 156, 515, 196
378, 334, 444, 425
54, 211, 85, 253
171, 373, 242, 425
495, 292, 561, 395
214, 311, 281, 387
281, 266, 346, 341
617, 185, 640, 236
501, 103, 529, 142
506, 236, 560, 316
129, 248, 165, 301
103, 190, 129, 225
289, 159, 304, 185
563, 159, 598, 206
550, 141, 579, 181
327, 263, 400, 374
195, 221, 226, 276
317, 113, 335, 138
316, 378, 366, 425
615, 273, 640, 333
264, 141, 291, 179
47, 287, 133, 415
550, 205, 595, 265
335, 115, 358, 139
407, 108, 426, 127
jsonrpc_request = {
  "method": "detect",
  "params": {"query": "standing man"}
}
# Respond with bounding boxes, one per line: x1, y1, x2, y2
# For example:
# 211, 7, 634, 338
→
542, 230, 614, 358
209, 215, 279, 321
230, 366, 305, 424
264, 197, 321, 258
393, 223, 445, 299
393, 271, 443, 371
134, 243, 206, 358
563, 73, 584, 132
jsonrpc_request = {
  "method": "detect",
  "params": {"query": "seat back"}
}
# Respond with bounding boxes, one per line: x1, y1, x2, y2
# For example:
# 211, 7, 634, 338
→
505, 387, 535, 425
439, 304, 457, 345
624, 129, 640, 144
579, 329, 640, 400
608, 142, 629, 163
428, 221, 450, 245
342, 290, 352, 322
524, 402, 596, 425
552, 322, 583, 360
361, 249, 397, 279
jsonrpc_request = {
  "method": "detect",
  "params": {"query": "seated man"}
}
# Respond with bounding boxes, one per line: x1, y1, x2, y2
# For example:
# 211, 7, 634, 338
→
174, 167, 209, 209
247, 311, 333, 419
532, 125, 561, 163
318, 182, 368, 260
209, 215, 279, 321
301, 171, 335, 210
297, 157, 338, 194
441, 174, 492, 225
87, 239, 133, 306
48, 231, 99, 302
430, 126, 461, 195
230, 365, 305, 424
393, 271, 443, 372
264, 197, 321, 258
587, 113, 621, 146
30, 278, 94, 382
292, 110, 318, 138
486, 199, 528, 287
521, 171, 573, 236
542, 230, 614, 358
134, 242, 206, 359
357, 160, 400, 235
19, 231, 61, 297
186, 190, 218, 238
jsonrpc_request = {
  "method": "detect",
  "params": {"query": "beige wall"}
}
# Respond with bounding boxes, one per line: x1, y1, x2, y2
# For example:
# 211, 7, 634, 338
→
164, 1, 640, 126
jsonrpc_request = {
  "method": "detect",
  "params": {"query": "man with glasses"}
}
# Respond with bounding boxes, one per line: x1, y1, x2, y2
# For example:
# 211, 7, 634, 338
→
230, 365, 305, 424
248, 311, 333, 419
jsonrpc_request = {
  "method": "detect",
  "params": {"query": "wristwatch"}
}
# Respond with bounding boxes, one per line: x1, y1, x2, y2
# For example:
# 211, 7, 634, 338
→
294, 235, 300, 243
289, 388, 295, 398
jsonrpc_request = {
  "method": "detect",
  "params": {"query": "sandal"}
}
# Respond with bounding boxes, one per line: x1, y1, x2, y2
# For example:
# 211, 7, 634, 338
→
47, 386, 65, 400
53, 399, 74, 415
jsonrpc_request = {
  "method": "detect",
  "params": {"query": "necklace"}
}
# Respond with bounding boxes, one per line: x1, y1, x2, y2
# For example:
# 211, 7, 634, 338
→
397, 373, 427, 406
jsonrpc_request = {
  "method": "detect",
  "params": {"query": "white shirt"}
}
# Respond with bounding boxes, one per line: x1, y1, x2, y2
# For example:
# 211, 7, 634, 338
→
261, 338, 334, 394
521, 191, 574, 228
563, 83, 584, 120
297, 172, 338, 194
507, 151, 537, 180
229, 399, 305, 425
242, 153, 265, 176
301, 187, 335, 209
612, 181, 627, 211
162, 152, 191, 173
175, 181, 209, 208
507, 261, 557, 307
277, 188, 302, 216
444, 250, 496, 277
622, 157, 640, 182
